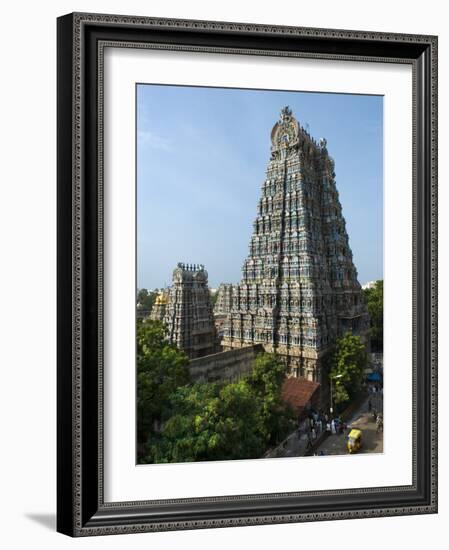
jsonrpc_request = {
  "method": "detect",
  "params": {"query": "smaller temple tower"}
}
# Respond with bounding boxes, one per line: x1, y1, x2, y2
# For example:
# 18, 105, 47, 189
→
164, 263, 217, 359
214, 284, 235, 316
213, 283, 235, 342
149, 290, 168, 322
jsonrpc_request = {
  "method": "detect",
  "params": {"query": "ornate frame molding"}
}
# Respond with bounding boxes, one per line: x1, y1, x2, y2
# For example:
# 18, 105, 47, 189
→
57, 12, 437, 537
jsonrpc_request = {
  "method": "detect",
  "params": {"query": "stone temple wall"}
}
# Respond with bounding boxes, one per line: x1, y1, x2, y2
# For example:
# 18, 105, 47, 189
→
188, 344, 263, 383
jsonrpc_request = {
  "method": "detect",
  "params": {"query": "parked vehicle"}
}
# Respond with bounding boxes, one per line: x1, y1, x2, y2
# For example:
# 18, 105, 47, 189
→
347, 429, 362, 454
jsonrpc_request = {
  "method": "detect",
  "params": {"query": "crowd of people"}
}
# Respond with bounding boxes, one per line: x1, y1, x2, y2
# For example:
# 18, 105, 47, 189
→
299, 386, 384, 452
293, 382, 384, 456
298, 409, 349, 452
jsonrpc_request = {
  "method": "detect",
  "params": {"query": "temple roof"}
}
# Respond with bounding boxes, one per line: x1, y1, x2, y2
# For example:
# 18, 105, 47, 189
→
154, 292, 168, 305
281, 377, 320, 415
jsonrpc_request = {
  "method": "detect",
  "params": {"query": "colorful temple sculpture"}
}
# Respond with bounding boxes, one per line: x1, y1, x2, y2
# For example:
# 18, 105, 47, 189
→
213, 283, 234, 339
214, 283, 235, 316
163, 263, 217, 359
221, 106, 369, 383
149, 290, 168, 322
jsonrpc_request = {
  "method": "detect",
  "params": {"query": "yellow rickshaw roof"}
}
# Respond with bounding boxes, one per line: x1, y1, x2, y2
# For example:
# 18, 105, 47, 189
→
349, 429, 362, 438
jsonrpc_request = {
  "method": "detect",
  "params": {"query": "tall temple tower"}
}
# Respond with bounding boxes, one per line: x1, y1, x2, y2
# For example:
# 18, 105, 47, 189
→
221, 107, 369, 383
164, 263, 217, 359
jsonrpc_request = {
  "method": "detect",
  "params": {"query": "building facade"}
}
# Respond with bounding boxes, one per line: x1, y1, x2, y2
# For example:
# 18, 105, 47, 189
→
221, 107, 369, 382
164, 263, 217, 359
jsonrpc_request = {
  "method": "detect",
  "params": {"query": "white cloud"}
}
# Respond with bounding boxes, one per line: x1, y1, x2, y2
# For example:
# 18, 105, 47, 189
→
138, 130, 172, 151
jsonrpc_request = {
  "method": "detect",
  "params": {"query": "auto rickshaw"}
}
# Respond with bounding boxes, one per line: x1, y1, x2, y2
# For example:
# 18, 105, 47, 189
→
347, 428, 362, 454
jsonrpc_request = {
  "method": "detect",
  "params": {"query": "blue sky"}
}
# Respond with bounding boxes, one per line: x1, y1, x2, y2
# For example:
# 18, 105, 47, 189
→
137, 84, 383, 290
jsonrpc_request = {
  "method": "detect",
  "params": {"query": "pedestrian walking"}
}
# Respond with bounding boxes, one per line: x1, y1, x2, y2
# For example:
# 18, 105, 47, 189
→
306, 433, 313, 451
368, 398, 372, 412
376, 414, 383, 433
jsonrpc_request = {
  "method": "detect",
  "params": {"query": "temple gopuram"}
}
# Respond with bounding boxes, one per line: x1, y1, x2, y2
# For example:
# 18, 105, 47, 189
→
220, 107, 369, 383
149, 290, 168, 322
163, 263, 217, 359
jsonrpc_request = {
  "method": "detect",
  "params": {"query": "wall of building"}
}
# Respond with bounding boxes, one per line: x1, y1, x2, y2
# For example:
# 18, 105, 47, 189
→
188, 344, 264, 383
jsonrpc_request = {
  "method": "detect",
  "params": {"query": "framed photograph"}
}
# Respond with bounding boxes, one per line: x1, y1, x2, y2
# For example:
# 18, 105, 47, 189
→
57, 12, 438, 536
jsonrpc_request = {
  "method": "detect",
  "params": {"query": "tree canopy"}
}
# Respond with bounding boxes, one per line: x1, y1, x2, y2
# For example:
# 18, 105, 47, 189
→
144, 381, 267, 463
247, 352, 293, 445
209, 289, 219, 307
328, 333, 368, 407
136, 320, 190, 459
138, 348, 294, 464
363, 280, 383, 352
137, 288, 159, 312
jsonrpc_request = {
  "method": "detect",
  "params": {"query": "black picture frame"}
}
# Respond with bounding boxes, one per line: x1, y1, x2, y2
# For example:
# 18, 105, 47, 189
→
57, 12, 438, 537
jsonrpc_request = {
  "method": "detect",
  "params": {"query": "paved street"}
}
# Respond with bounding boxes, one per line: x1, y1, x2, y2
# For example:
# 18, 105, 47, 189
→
314, 391, 383, 456
266, 390, 383, 459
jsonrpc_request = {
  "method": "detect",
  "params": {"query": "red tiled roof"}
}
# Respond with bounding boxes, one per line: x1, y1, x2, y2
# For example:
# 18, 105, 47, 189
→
281, 377, 320, 414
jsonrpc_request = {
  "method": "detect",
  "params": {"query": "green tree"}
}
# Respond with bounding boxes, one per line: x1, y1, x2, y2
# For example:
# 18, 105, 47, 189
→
248, 352, 287, 396
328, 333, 368, 406
141, 352, 295, 464
137, 288, 148, 305
145, 381, 267, 463
247, 353, 292, 445
137, 320, 190, 458
209, 289, 218, 307
137, 288, 159, 312
363, 280, 383, 352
